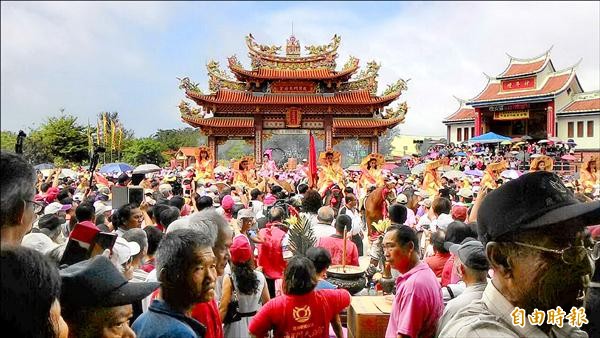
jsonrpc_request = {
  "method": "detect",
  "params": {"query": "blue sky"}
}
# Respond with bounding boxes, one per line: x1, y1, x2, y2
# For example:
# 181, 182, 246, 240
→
2, 1, 599, 137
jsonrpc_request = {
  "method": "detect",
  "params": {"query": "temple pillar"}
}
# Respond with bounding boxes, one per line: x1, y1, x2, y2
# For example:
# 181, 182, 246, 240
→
547, 101, 555, 138
446, 125, 451, 144
371, 135, 379, 154
474, 108, 482, 136
207, 135, 217, 163
324, 116, 333, 149
254, 115, 263, 164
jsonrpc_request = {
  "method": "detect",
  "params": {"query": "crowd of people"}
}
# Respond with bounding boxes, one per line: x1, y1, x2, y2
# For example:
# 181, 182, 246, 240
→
1, 140, 599, 337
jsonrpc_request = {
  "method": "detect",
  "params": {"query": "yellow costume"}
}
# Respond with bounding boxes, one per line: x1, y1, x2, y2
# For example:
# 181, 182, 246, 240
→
357, 153, 385, 204
317, 149, 345, 195
529, 155, 553, 172
421, 160, 442, 197
481, 161, 507, 190
579, 156, 599, 194
194, 145, 214, 184
232, 156, 258, 190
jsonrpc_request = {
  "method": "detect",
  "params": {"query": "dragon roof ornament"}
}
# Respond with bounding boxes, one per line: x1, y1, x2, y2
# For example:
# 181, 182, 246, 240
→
382, 79, 408, 97
245, 34, 282, 55
305, 34, 341, 56
178, 100, 204, 118
207, 60, 246, 93
383, 101, 408, 121
177, 77, 202, 94
342, 56, 360, 71
339, 60, 380, 94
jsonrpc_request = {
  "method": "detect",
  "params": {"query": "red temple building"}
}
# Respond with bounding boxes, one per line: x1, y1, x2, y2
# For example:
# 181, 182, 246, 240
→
178, 34, 408, 163
443, 48, 599, 155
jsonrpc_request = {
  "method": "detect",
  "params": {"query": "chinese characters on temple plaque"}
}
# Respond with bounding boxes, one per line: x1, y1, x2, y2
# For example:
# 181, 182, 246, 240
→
511, 306, 589, 328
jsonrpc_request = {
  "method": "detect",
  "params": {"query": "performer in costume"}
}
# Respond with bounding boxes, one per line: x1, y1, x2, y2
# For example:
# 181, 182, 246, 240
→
579, 155, 599, 195
480, 160, 507, 190
421, 160, 442, 197
194, 145, 214, 184
317, 148, 345, 196
258, 149, 278, 179
357, 153, 385, 206
529, 155, 553, 172
232, 156, 258, 190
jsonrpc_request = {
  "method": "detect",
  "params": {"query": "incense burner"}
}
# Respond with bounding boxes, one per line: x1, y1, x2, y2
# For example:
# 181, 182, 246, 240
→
326, 265, 367, 295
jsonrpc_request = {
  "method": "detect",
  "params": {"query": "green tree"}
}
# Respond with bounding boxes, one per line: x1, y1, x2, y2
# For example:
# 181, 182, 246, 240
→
153, 128, 205, 151
122, 138, 166, 165
22, 112, 88, 165
0, 130, 17, 151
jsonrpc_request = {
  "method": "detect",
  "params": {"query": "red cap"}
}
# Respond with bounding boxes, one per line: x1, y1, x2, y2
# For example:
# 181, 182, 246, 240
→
451, 205, 468, 222
230, 236, 252, 264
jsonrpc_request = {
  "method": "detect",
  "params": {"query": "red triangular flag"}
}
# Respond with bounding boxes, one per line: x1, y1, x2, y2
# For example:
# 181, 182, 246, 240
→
308, 132, 318, 188
93, 172, 110, 187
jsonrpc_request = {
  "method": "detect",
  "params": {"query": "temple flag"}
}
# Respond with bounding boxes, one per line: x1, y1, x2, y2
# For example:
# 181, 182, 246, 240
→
308, 132, 318, 188
102, 113, 108, 146
111, 120, 116, 150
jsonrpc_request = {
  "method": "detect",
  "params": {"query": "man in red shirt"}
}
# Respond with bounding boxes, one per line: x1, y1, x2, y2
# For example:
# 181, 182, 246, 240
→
425, 230, 450, 279
249, 256, 351, 338
258, 206, 291, 297
316, 214, 359, 266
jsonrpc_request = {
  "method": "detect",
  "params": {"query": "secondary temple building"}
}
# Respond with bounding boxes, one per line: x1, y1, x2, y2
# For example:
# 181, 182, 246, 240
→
443, 48, 599, 156
178, 34, 408, 164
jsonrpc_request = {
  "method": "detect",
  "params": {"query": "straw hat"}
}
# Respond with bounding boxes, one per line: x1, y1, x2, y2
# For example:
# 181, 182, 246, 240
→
318, 148, 341, 165
487, 160, 508, 172
529, 155, 554, 172
360, 153, 385, 168
425, 160, 442, 171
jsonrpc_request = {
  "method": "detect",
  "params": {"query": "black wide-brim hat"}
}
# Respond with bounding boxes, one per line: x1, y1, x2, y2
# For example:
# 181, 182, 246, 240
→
477, 171, 600, 243
60, 255, 159, 308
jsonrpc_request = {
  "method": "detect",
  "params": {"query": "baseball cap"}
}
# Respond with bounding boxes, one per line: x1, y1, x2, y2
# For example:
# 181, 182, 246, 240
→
450, 238, 490, 271
457, 188, 473, 199
237, 208, 256, 220
478, 171, 600, 243
451, 205, 468, 222
112, 236, 141, 265
44, 202, 72, 215
396, 193, 408, 204
94, 203, 112, 217
21, 233, 60, 254
60, 255, 159, 308
159, 184, 172, 194
230, 236, 252, 264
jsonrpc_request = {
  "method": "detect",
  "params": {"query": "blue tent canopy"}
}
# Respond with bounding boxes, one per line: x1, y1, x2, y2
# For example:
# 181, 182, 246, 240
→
468, 132, 511, 144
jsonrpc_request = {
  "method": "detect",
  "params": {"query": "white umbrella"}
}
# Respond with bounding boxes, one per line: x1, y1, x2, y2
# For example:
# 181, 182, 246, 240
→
133, 164, 162, 174
530, 154, 543, 158
443, 170, 465, 179
537, 139, 550, 144
501, 169, 522, 180
410, 163, 427, 175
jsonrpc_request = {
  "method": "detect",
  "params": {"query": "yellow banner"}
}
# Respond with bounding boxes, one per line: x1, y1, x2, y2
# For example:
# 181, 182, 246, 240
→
493, 110, 529, 121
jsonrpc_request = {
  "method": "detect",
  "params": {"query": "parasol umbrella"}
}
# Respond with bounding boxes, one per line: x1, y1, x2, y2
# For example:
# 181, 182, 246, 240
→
41, 168, 79, 178
521, 135, 533, 141
530, 153, 543, 158
383, 163, 398, 170
99, 162, 133, 174
501, 169, 522, 180
133, 164, 162, 174
455, 152, 467, 157
538, 139, 550, 144
443, 170, 465, 179
566, 139, 577, 146
501, 140, 512, 145
392, 166, 411, 175
464, 169, 483, 177
515, 141, 526, 146
435, 143, 446, 146
549, 137, 562, 143
510, 150, 520, 155
34, 163, 54, 170
428, 152, 439, 159
561, 154, 577, 161
401, 155, 412, 160
510, 137, 522, 143
410, 163, 427, 175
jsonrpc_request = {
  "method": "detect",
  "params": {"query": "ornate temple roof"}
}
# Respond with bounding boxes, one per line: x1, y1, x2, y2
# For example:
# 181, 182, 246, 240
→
496, 47, 554, 79
443, 97, 476, 123
559, 91, 600, 114
469, 66, 579, 105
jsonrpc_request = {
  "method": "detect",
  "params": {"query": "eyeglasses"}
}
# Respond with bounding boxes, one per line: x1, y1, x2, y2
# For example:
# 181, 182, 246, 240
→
513, 241, 600, 265
24, 200, 44, 214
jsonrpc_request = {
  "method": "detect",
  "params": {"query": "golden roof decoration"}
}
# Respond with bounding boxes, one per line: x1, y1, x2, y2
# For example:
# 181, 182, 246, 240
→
383, 102, 408, 121
177, 77, 202, 93
305, 34, 341, 56
178, 100, 203, 117
246, 33, 282, 55
339, 60, 380, 94
382, 79, 408, 96
207, 60, 246, 93
342, 56, 360, 71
